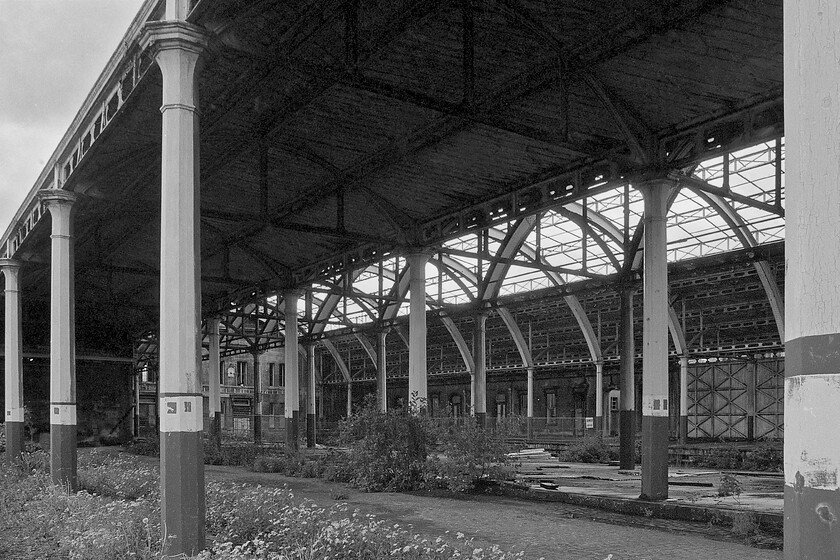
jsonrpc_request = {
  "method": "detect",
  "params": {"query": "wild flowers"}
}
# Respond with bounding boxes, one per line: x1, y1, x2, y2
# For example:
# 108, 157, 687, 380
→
2, 449, 530, 559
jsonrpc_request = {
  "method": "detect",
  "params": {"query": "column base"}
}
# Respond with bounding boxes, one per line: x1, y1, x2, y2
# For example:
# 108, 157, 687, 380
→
286, 412, 299, 451
253, 414, 262, 445
640, 415, 669, 500
306, 413, 315, 448
784, 482, 840, 558
526, 417, 534, 440
161, 430, 205, 557
619, 410, 635, 470
50, 423, 77, 491
679, 415, 688, 445
5, 421, 25, 461
210, 412, 221, 447
475, 412, 486, 429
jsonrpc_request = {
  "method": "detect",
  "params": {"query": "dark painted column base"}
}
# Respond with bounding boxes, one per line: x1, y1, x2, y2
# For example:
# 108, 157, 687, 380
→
594, 416, 603, 436
475, 412, 486, 429
526, 417, 534, 440
253, 414, 262, 445
5, 421, 25, 461
286, 412, 299, 451
161, 430, 205, 557
619, 410, 635, 470
306, 413, 315, 448
679, 416, 688, 445
785, 482, 840, 559
211, 412, 221, 447
640, 415, 669, 501
50, 423, 78, 491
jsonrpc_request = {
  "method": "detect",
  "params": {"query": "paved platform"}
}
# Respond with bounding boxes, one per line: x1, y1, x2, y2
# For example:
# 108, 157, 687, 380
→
508, 449, 783, 535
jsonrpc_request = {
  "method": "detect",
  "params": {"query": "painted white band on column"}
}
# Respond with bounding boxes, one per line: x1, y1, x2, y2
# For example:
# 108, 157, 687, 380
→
159, 396, 203, 433
642, 394, 669, 417
51, 403, 77, 425
6, 407, 24, 422
784, 373, 840, 490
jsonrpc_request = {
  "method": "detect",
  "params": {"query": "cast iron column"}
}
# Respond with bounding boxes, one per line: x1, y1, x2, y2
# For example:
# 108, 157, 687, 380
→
284, 290, 300, 450
595, 360, 604, 435
679, 355, 689, 444
473, 310, 487, 427
406, 251, 429, 409
376, 328, 388, 412
1, 259, 24, 460
141, 14, 208, 556
619, 285, 635, 470
784, 2, 840, 556
252, 351, 261, 444
638, 182, 670, 500
306, 343, 316, 447
208, 318, 221, 447
526, 365, 534, 439
42, 191, 77, 490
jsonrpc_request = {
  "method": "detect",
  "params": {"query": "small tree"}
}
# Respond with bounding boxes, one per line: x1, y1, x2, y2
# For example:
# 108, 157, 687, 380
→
339, 395, 436, 491
434, 415, 517, 492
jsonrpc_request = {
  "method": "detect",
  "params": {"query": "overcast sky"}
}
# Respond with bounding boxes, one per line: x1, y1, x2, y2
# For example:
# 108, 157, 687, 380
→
0, 0, 146, 233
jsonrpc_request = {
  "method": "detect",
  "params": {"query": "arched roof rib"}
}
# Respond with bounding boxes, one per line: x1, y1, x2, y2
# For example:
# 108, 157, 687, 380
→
3, 2, 786, 366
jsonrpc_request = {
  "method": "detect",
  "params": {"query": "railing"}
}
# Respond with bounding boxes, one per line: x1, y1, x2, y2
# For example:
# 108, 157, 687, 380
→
204, 414, 334, 445
430, 416, 603, 439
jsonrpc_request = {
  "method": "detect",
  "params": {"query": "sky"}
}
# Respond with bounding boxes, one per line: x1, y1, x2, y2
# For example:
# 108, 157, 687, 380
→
0, 0, 146, 233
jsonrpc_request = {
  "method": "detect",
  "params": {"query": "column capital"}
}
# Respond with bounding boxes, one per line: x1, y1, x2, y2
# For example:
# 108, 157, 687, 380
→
140, 20, 209, 55
0, 258, 22, 273
40, 189, 77, 208
283, 288, 304, 300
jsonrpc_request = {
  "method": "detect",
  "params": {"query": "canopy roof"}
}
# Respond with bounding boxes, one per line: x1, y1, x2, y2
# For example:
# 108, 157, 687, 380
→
2, 0, 784, 356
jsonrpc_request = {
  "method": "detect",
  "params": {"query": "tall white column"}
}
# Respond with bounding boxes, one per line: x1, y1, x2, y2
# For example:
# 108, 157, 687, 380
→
784, 2, 840, 556
141, 15, 208, 557
406, 251, 429, 409
619, 285, 635, 470
1, 259, 24, 460
376, 328, 388, 412
41, 191, 77, 490
346, 380, 353, 417
473, 311, 488, 427
306, 343, 316, 447
526, 366, 534, 439
595, 361, 604, 435
284, 290, 300, 450
637, 181, 670, 500
679, 355, 689, 444
208, 318, 221, 445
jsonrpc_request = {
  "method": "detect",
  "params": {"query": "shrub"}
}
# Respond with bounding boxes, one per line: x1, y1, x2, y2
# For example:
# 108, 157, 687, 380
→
559, 436, 614, 463
338, 396, 437, 491
741, 441, 783, 472
204, 442, 259, 468
433, 418, 516, 492
718, 473, 741, 497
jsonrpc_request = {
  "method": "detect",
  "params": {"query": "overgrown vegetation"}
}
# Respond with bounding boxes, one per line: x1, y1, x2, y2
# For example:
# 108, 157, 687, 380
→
694, 441, 782, 472
0, 450, 530, 559
431, 416, 517, 492
336, 395, 436, 491
557, 436, 615, 464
